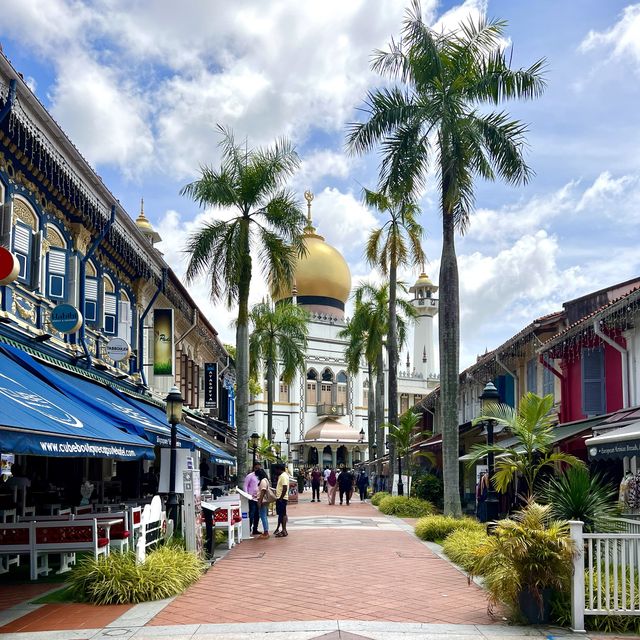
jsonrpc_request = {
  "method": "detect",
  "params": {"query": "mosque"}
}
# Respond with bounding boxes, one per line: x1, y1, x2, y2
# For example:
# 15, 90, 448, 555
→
248, 192, 439, 470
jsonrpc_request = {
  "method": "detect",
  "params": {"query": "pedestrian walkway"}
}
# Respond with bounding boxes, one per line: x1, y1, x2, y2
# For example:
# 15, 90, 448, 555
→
150, 496, 493, 627
0, 494, 590, 639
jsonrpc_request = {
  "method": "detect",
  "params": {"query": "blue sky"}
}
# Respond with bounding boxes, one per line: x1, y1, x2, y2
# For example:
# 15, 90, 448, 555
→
1, 0, 639, 368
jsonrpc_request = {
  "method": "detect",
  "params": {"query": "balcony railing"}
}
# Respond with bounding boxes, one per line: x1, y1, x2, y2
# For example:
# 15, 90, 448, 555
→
317, 403, 346, 417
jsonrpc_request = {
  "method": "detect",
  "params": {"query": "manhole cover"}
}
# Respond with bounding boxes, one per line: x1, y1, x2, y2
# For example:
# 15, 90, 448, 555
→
229, 552, 265, 559
395, 552, 437, 558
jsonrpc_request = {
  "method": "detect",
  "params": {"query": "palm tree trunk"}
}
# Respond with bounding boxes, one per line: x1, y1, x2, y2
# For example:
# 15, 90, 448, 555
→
375, 350, 385, 483
235, 222, 252, 481
367, 364, 375, 463
266, 356, 275, 447
387, 262, 398, 492
440, 192, 462, 516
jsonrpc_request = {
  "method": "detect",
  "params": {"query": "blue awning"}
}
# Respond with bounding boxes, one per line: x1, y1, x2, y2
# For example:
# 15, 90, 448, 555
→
2, 344, 192, 450
179, 423, 235, 466
121, 396, 234, 464
0, 346, 154, 460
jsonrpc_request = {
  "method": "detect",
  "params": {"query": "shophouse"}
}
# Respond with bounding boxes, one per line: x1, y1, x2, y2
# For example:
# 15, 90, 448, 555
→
0, 51, 234, 517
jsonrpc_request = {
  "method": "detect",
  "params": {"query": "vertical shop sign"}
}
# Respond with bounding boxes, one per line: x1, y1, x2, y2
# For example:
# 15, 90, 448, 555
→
204, 362, 218, 409
153, 309, 174, 376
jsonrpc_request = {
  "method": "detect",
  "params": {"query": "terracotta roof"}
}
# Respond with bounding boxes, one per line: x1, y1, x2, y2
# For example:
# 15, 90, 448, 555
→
540, 287, 640, 353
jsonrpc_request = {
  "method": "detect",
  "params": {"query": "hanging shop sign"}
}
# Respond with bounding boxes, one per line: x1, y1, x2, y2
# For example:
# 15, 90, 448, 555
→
105, 337, 131, 362
51, 303, 83, 334
153, 308, 174, 376
0, 247, 19, 285
204, 362, 218, 409
588, 440, 640, 460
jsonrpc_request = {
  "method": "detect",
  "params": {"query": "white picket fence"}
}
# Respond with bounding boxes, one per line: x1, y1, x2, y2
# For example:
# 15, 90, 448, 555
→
569, 520, 640, 632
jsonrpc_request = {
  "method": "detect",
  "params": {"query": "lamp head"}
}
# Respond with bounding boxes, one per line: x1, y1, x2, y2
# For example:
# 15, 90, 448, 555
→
479, 381, 500, 413
359, 427, 365, 442
250, 432, 260, 449
165, 385, 184, 424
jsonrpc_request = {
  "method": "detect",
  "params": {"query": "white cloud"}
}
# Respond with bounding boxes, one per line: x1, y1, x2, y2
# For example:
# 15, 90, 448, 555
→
580, 4, 640, 65
576, 171, 638, 212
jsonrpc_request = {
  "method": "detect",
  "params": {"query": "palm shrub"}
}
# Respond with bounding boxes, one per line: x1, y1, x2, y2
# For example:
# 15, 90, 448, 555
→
472, 502, 575, 621
378, 495, 435, 517
541, 466, 620, 532
466, 393, 584, 498
371, 491, 391, 506
442, 528, 490, 573
411, 472, 443, 509
414, 515, 483, 542
67, 547, 205, 605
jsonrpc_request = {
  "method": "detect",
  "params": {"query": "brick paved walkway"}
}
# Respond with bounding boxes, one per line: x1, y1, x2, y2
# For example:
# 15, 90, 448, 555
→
149, 496, 495, 627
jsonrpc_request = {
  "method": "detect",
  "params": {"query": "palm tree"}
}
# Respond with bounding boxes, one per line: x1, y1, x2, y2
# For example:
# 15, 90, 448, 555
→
347, 4, 546, 515
352, 282, 416, 486
182, 127, 306, 479
339, 301, 377, 462
249, 299, 309, 444
256, 434, 277, 464
363, 189, 425, 487
466, 393, 584, 500
387, 410, 432, 496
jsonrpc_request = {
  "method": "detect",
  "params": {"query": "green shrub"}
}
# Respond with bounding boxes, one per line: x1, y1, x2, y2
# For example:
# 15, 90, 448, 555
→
442, 528, 490, 573
411, 473, 443, 509
414, 514, 483, 541
371, 491, 391, 506
378, 495, 435, 518
67, 546, 205, 605
473, 502, 574, 617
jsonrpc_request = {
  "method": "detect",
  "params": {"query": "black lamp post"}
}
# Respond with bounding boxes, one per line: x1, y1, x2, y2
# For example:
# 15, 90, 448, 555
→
479, 381, 501, 521
249, 432, 259, 466
386, 436, 404, 496
165, 385, 184, 530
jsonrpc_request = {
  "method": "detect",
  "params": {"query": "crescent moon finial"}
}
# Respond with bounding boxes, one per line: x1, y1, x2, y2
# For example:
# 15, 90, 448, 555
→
303, 190, 314, 226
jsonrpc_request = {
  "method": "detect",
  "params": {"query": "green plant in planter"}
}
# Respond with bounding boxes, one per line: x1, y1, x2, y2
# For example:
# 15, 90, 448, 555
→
442, 528, 490, 573
414, 514, 483, 541
378, 495, 435, 517
371, 491, 391, 506
541, 466, 620, 532
411, 472, 443, 509
473, 501, 575, 624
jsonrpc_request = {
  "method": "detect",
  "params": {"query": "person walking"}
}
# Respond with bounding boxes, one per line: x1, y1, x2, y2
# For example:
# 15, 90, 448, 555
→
356, 469, 369, 501
243, 461, 262, 536
326, 468, 337, 505
310, 466, 322, 502
323, 466, 330, 492
255, 468, 271, 539
273, 463, 290, 537
297, 468, 305, 493
338, 466, 354, 506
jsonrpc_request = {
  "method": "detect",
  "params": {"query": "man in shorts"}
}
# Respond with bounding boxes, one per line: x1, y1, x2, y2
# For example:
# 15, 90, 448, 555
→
273, 463, 290, 538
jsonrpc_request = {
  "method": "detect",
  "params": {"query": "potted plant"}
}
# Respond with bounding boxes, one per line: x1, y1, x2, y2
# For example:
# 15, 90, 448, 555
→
473, 502, 575, 624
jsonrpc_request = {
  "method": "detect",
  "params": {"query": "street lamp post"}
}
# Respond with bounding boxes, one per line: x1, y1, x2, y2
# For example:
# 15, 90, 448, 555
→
480, 381, 501, 521
249, 432, 259, 466
165, 385, 184, 530
387, 436, 404, 496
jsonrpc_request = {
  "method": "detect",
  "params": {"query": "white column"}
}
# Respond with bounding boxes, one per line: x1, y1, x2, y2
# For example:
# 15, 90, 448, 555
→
569, 520, 585, 633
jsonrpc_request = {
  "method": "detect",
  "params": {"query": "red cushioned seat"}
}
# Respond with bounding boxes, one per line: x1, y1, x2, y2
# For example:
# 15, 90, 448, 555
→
97, 537, 109, 548
110, 530, 130, 540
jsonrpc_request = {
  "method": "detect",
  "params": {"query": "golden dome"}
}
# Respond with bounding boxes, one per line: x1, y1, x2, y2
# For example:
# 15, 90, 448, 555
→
135, 198, 162, 243
410, 272, 438, 293
273, 192, 351, 306
304, 418, 362, 442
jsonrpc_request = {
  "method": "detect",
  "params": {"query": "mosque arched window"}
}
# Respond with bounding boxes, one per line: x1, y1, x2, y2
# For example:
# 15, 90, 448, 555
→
279, 374, 289, 402
306, 369, 318, 406
363, 378, 369, 408
400, 393, 409, 414
336, 370, 347, 406
320, 368, 333, 404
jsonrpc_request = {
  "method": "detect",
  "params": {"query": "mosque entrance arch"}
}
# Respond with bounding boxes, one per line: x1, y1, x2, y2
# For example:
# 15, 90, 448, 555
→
307, 446, 318, 466
336, 445, 348, 467
322, 445, 333, 468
